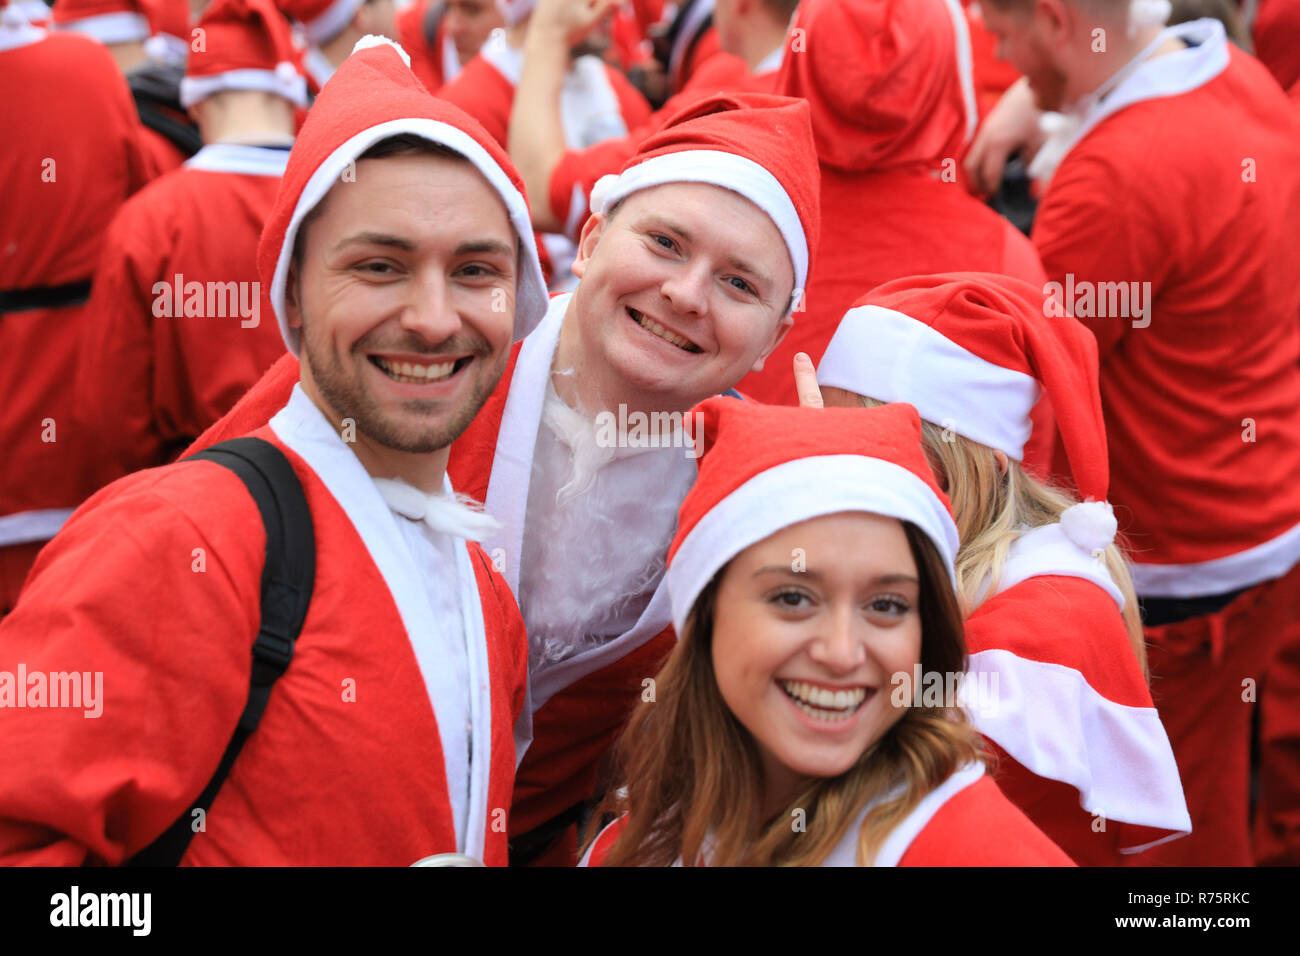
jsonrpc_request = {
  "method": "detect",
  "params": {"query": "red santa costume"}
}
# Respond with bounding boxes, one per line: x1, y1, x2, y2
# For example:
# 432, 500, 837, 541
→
1027, 15, 1300, 866
395, 0, 459, 93
0, 1, 150, 616
279, 0, 364, 92
582, 397, 1074, 866
178, 91, 821, 865
735, 0, 1046, 417
817, 273, 1190, 865
1252, 0, 1300, 103
0, 36, 549, 865
73, 0, 306, 489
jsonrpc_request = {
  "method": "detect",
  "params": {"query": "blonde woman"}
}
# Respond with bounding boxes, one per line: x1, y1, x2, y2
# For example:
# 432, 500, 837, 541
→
796, 272, 1190, 865
582, 398, 1072, 866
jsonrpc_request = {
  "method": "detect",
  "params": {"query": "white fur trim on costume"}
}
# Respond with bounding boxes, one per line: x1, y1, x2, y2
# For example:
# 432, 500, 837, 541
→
300, 0, 364, 44
817, 304, 1041, 460
666, 455, 960, 634
967, 647, 1191, 842
941, 0, 978, 143
0, 507, 74, 547
979, 521, 1126, 611
180, 64, 309, 108
441, 28, 460, 83
54, 10, 148, 43
0, 7, 44, 49
184, 143, 292, 177
1130, 514, 1300, 598
589, 149, 809, 308
1059, 500, 1117, 558
352, 33, 410, 67
270, 117, 548, 354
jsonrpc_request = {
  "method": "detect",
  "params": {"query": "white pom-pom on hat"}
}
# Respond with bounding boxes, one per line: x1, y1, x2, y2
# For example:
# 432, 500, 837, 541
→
589, 174, 619, 215
1060, 501, 1118, 559
275, 60, 300, 83
2, 4, 29, 27
351, 34, 411, 68
1128, 0, 1171, 35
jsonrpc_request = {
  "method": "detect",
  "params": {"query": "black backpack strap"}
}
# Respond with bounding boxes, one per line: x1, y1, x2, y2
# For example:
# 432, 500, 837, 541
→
127, 437, 315, 866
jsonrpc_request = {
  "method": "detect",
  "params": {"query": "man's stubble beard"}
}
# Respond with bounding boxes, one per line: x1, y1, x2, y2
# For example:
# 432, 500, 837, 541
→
301, 312, 509, 454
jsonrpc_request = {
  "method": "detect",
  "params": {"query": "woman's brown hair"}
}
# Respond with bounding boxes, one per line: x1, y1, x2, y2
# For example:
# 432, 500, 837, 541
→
589, 521, 984, 866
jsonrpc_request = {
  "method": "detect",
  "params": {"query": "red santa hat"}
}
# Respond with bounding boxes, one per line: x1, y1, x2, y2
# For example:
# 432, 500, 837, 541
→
51, 0, 151, 42
665, 398, 959, 634
140, 0, 190, 64
817, 272, 1117, 553
588, 92, 820, 314
261, 36, 548, 354
279, 0, 362, 44
180, 0, 306, 108
777, 0, 976, 175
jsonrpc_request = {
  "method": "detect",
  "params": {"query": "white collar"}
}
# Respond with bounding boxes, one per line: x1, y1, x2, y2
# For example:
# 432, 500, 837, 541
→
184, 143, 291, 177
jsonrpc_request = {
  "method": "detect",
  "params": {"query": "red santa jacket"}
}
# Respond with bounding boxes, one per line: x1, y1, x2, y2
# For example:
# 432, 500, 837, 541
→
736, 0, 1044, 407
73, 143, 291, 489
1031, 20, 1300, 596
437, 29, 652, 149
581, 763, 1074, 865
962, 526, 1190, 865
397, 0, 458, 94
0, 389, 527, 865
0, 25, 149, 560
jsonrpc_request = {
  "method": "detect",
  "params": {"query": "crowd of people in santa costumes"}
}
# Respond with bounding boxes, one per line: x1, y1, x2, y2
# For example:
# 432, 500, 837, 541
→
2, 0, 1300, 870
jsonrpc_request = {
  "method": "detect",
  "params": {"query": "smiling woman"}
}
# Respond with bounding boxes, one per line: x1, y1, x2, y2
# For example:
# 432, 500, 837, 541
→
581, 398, 1075, 866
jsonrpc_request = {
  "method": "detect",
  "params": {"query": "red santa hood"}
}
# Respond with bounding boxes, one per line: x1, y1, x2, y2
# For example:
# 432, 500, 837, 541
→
260, 36, 548, 354
777, 0, 977, 175
180, 0, 306, 108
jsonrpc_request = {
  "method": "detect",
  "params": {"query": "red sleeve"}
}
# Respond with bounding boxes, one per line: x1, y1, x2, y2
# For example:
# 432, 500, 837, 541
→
1031, 147, 1171, 364
437, 57, 515, 146
182, 352, 301, 458
579, 815, 630, 866
0, 464, 266, 865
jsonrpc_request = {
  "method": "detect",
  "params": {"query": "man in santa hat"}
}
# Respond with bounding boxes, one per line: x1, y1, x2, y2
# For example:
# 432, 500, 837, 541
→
509, 0, 794, 237
0, 0, 150, 617
73, 0, 306, 490
181, 89, 820, 864
396, 0, 504, 93
0, 38, 544, 865
969, 0, 1300, 866
280, 0, 398, 90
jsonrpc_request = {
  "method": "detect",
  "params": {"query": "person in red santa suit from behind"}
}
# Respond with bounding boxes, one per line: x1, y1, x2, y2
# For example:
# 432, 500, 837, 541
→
0, 37, 546, 865
808, 273, 1190, 865
396, 0, 503, 94
73, 0, 306, 490
582, 398, 1075, 866
968, 0, 1300, 866
179, 90, 822, 865
0, 0, 150, 617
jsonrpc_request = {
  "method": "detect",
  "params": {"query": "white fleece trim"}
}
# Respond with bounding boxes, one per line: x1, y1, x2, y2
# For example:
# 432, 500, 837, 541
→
967, 647, 1191, 841
1130, 515, 1300, 598
300, 0, 364, 45
184, 143, 292, 177
818, 304, 1041, 460
180, 66, 308, 109
53, 10, 148, 43
666, 455, 960, 634
270, 117, 548, 354
941, 0, 978, 143
0, 16, 43, 50
0, 507, 74, 546
985, 522, 1126, 611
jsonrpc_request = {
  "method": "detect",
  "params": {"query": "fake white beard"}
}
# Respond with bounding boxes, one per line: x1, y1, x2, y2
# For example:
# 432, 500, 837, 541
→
518, 381, 696, 672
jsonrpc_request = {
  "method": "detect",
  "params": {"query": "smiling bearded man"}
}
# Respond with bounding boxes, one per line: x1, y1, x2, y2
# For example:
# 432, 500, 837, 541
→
0, 38, 547, 866
183, 89, 821, 865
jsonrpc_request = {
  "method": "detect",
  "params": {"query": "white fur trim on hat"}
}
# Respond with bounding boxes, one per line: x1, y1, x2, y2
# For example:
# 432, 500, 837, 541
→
54, 10, 149, 43
300, 0, 364, 44
144, 32, 187, 67
589, 149, 808, 312
270, 117, 549, 354
666, 454, 960, 634
352, 33, 410, 66
818, 304, 1041, 460
180, 64, 309, 108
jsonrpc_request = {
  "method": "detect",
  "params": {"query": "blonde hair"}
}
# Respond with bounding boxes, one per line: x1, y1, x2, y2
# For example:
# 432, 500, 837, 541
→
589, 523, 986, 867
862, 398, 1147, 676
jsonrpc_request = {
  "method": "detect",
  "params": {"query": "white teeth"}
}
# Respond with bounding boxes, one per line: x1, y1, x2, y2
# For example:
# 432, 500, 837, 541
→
631, 309, 700, 352
780, 680, 868, 721
375, 356, 457, 383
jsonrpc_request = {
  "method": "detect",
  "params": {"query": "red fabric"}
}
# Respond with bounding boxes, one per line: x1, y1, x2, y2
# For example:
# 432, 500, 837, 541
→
0, 542, 44, 619
0, 426, 527, 865
737, 0, 1043, 406
186, 0, 299, 78
139, 125, 188, 179
73, 162, 289, 487
547, 49, 771, 238
50, 0, 141, 22
1032, 47, 1300, 568
962, 0, 1019, 119
1253, 0, 1300, 95
966, 576, 1180, 866
1132, 560, 1300, 866
670, 22, 721, 95
897, 776, 1075, 866
397, 0, 447, 94
437, 50, 653, 148
0, 31, 149, 537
